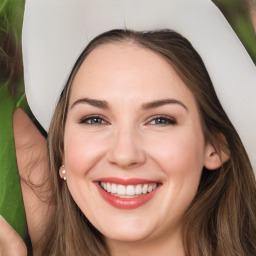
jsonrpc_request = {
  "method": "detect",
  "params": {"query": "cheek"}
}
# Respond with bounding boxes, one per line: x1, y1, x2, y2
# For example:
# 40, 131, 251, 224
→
155, 129, 205, 209
147, 128, 205, 178
63, 126, 106, 176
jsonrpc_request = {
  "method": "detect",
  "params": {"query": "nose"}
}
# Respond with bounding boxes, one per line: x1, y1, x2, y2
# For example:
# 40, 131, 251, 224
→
107, 127, 146, 169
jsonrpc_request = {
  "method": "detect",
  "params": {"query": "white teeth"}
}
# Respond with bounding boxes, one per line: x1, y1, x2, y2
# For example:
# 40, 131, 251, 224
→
126, 185, 135, 196
117, 185, 126, 195
100, 182, 158, 197
107, 183, 111, 193
142, 184, 148, 194
111, 183, 117, 193
135, 184, 142, 195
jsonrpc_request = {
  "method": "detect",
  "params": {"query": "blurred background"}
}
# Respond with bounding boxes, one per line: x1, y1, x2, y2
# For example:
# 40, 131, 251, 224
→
0, 0, 255, 99
0, 0, 25, 96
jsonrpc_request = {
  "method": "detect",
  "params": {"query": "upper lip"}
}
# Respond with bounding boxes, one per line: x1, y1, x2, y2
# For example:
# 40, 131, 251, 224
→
93, 177, 161, 185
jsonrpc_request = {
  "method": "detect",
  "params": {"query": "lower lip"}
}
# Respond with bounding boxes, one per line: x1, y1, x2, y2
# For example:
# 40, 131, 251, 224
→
95, 183, 160, 209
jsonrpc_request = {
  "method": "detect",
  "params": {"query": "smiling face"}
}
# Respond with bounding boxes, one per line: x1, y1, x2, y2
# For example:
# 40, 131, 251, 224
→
63, 42, 214, 247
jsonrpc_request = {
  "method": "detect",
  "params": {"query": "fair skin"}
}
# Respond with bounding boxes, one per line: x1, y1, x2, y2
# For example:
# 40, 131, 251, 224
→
0, 108, 50, 256
13, 108, 51, 255
0, 108, 51, 256
62, 42, 226, 256
0, 216, 26, 256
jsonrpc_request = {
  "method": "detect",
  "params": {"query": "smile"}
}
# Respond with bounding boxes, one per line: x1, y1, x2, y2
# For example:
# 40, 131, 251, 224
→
100, 182, 158, 198
95, 178, 161, 209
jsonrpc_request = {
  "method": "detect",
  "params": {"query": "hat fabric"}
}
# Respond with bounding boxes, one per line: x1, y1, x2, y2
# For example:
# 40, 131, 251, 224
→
22, 0, 256, 171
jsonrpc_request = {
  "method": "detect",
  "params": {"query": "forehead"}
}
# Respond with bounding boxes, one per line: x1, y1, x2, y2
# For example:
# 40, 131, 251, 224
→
70, 42, 194, 105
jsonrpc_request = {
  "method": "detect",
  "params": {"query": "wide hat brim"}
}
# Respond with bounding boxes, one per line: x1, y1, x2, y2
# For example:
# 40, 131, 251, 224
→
22, 0, 256, 171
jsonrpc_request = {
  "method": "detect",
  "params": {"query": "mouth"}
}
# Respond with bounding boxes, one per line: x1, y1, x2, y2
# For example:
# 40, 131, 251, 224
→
100, 182, 158, 198
95, 178, 161, 209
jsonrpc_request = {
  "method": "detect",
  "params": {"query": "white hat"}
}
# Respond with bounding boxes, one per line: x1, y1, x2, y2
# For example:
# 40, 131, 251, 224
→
22, 0, 256, 171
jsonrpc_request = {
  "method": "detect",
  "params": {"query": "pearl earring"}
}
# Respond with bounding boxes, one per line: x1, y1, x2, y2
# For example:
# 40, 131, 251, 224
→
59, 165, 67, 181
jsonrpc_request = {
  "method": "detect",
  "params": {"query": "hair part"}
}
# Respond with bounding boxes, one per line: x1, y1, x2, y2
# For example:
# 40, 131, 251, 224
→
44, 29, 256, 256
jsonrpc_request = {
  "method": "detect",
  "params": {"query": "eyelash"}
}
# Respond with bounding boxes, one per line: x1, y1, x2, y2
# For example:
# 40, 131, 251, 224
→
147, 115, 177, 126
79, 115, 108, 125
79, 115, 177, 126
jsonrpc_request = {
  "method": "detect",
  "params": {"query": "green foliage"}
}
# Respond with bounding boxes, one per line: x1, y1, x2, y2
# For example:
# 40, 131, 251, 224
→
0, 0, 25, 42
213, 0, 256, 63
0, 0, 25, 94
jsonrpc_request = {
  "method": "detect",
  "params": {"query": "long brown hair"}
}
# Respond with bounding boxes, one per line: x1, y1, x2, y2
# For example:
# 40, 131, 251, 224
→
43, 30, 256, 256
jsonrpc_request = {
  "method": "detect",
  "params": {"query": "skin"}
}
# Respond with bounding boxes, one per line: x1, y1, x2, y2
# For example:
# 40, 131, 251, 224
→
0, 216, 26, 256
0, 108, 51, 256
13, 108, 51, 255
63, 42, 225, 256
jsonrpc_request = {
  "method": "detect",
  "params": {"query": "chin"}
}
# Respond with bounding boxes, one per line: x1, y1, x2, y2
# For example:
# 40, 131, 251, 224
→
103, 228, 152, 243
93, 214, 159, 243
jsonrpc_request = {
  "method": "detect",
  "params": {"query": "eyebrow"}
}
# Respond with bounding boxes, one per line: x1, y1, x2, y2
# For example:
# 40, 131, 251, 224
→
70, 98, 109, 109
142, 99, 188, 111
70, 97, 188, 111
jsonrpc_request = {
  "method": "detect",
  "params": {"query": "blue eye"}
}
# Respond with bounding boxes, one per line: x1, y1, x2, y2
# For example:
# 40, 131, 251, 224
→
80, 115, 107, 125
149, 116, 176, 125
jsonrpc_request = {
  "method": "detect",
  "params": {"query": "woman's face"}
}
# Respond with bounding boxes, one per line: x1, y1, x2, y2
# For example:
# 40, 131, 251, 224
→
63, 42, 212, 244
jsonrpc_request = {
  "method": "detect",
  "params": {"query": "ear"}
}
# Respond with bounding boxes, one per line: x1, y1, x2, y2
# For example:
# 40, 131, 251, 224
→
204, 142, 230, 170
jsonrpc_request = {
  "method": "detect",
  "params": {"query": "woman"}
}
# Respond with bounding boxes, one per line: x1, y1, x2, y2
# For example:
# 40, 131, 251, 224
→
5, 0, 255, 255
40, 29, 255, 256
